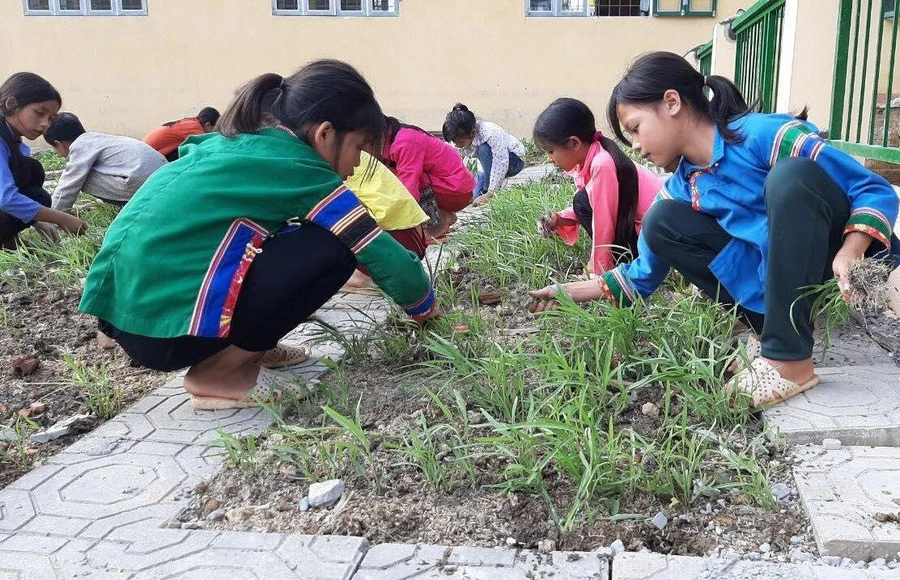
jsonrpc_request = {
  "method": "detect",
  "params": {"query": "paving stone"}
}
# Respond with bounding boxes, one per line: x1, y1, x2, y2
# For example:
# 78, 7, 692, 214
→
18, 513, 91, 537
356, 545, 608, 579
612, 552, 899, 579
0, 488, 37, 533
813, 325, 895, 366
28, 451, 194, 521
98, 391, 272, 445
764, 365, 900, 446
794, 446, 900, 560
321, 292, 391, 312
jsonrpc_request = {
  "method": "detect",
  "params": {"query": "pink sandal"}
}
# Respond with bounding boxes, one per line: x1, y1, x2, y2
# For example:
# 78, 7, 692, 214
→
189, 367, 317, 410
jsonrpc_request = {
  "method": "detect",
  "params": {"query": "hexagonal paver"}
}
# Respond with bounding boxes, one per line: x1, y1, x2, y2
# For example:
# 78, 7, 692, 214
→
764, 365, 900, 446
0, 489, 37, 533
320, 293, 390, 313
116, 390, 271, 446
78, 531, 367, 579
355, 544, 608, 579
794, 446, 900, 560
812, 325, 894, 367
31, 452, 190, 520
612, 552, 898, 579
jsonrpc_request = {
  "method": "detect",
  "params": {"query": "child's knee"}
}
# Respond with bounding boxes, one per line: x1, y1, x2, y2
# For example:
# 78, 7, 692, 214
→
641, 199, 684, 252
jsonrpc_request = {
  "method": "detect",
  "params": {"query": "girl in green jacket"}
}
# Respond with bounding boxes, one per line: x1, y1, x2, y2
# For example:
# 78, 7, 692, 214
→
80, 60, 437, 410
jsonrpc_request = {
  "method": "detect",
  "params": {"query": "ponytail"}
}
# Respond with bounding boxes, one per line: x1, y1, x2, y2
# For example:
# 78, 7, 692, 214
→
534, 97, 639, 263
607, 51, 751, 146
597, 134, 640, 262
217, 60, 385, 148
217, 73, 283, 137
442, 103, 477, 142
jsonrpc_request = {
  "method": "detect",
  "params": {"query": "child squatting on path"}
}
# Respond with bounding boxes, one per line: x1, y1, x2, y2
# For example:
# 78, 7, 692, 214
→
531, 97, 662, 276
0, 72, 85, 250
44, 112, 166, 213
442, 103, 526, 206
529, 51, 900, 408
79, 60, 438, 411
381, 115, 476, 242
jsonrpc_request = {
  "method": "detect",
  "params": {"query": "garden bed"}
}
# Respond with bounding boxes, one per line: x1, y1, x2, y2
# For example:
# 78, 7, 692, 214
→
0, 154, 172, 487
182, 180, 824, 558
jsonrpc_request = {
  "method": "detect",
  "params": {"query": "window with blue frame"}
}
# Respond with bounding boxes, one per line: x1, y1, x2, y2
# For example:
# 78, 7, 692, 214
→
23, 0, 146, 15
527, 0, 712, 16
272, 0, 397, 16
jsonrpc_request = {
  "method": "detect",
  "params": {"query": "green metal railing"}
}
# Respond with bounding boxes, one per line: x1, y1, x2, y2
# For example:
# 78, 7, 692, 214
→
697, 40, 713, 76
829, 0, 900, 164
732, 0, 786, 113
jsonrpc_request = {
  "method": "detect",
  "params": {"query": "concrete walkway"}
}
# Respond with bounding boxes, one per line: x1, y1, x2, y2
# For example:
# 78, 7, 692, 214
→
1, 170, 899, 578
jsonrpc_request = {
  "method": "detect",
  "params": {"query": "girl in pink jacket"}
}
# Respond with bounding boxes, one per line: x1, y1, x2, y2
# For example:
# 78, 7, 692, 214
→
535, 98, 661, 274
382, 116, 476, 240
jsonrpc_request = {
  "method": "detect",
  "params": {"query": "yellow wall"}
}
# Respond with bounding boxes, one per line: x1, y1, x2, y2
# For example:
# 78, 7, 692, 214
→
1, 0, 752, 144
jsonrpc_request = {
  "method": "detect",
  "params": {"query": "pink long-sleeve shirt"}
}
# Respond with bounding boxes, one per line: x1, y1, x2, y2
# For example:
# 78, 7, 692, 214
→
555, 141, 662, 274
384, 127, 475, 200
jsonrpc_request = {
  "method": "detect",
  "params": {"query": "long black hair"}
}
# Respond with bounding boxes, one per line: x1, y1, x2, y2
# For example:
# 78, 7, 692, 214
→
0, 72, 61, 168
607, 51, 750, 146
442, 103, 477, 142
217, 59, 385, 152
534, 97, 640, 262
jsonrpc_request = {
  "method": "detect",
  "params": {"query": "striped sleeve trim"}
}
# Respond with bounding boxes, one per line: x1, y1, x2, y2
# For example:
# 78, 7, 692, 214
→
769, 121, 826, 166
600, 266, 636, 307
844, 209, 893, 248
306, 185, 381, 254
402, 286, 437, 321
656, 185, 675, 202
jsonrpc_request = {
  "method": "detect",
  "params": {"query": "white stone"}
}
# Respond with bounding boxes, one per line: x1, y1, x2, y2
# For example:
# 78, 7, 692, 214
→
771, 483, 792, 501
30, 414, 92, 444
651, 512, 668, 530
822, 438, 842, 450
308, 479, 344, 508
610, 539, 625, 557
760, 542, 772, 553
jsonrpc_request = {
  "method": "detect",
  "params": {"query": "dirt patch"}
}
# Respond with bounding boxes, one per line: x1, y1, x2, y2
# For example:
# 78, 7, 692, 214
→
0, 286, 172, 486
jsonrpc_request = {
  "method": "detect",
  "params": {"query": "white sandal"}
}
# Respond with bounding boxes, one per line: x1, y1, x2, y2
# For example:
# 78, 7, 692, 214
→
189, 368, 317, 411
258, 343, 311, 369
729, 333, 761, 374
725, 358, 820, 407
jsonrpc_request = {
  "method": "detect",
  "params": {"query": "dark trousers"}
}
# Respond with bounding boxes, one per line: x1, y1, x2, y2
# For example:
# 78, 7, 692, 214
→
0, 157, 51, 248
572, 188, 592, 238
642, 157, 874, 361
101, 222, 357, 371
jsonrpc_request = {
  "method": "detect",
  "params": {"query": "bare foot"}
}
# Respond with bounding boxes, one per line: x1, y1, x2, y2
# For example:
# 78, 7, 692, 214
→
341, 269, 376, 291
97, 330, 117, 351
425, 209, 457, 240
182, 347, 265, 400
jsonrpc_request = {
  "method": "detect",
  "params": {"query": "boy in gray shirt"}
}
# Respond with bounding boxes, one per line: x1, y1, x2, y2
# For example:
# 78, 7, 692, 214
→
44, 113, 166, 212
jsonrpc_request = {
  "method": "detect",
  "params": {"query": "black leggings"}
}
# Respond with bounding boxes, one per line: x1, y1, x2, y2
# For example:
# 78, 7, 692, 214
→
101, 223, 357, 371
572, 188, 592, 238
641, 157, 894, 361
0, 157, 51, 247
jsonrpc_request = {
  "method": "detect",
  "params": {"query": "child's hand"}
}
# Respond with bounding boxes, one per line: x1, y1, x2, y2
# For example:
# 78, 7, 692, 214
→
33, 222, 60, 244
536, 212, 559, 237
57, 213, 87, 236
527, 280, 604, 313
